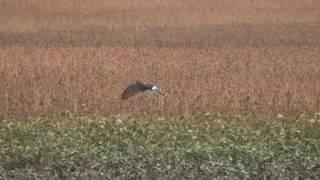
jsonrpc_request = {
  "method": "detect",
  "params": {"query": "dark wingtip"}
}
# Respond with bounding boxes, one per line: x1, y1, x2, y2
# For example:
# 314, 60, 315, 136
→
121, 92, 129, 100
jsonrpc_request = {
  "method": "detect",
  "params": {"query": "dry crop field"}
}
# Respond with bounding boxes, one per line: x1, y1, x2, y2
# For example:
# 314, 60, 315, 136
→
0, 0, 320, 116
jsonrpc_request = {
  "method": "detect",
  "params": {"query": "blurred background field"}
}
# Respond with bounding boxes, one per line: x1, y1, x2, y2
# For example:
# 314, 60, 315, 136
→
0, 0, 320, 117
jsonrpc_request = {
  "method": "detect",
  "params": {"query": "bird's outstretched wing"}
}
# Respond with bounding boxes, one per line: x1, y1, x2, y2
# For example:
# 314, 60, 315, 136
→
135, 80, 149, 91
121, 81, 147, 100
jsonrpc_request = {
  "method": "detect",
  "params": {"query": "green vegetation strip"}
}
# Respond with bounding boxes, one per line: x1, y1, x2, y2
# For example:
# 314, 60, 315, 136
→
0, 114, 320, 179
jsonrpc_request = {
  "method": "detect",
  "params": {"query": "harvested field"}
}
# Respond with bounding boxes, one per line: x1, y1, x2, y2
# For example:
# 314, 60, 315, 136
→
1, 46, 320, 116
0, 0, 320, 116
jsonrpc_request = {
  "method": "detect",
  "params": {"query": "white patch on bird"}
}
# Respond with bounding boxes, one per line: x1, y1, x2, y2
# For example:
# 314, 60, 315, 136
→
152, 86, 159, 91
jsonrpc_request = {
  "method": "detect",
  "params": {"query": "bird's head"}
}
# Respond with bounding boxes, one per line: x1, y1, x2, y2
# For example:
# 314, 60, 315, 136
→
151, 85, 167, 96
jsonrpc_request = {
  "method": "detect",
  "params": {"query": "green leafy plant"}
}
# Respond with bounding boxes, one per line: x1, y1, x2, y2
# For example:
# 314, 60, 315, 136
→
0, 113, 319, 179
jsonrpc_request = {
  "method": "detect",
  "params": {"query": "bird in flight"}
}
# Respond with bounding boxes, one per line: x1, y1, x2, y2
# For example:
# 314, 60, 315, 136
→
121, 80, 167, 100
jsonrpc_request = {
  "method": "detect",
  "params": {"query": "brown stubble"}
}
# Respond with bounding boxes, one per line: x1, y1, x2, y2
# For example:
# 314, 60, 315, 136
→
1, 47, 319, 116
1, 0, 320, 32
0, 0, 319, 117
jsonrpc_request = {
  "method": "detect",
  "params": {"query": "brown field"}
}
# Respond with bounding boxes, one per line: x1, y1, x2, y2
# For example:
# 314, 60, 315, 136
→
0, 0, 320, 116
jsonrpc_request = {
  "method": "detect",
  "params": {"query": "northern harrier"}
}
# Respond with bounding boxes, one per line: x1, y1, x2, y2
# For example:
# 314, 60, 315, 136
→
121, 80, 167, 100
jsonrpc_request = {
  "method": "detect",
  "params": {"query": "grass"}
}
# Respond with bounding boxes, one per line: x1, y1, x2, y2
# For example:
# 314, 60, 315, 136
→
1, 113, 320, 179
